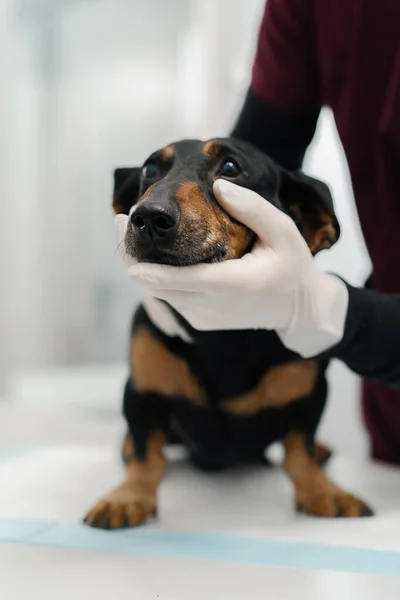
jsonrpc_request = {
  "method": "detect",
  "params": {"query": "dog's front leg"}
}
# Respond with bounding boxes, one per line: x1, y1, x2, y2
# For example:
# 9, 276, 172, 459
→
84, 381, 168, 529
284, 432, 373, 518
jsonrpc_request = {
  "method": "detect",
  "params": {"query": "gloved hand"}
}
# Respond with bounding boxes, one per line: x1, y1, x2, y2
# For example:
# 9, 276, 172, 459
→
116, 179, 349, 357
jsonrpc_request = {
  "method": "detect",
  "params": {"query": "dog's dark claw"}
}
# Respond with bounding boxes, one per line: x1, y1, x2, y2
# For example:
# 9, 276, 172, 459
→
360, 506, 374, 517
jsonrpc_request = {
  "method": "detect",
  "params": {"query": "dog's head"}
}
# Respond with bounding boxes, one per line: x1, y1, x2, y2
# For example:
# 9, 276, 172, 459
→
114, 138, 339, 266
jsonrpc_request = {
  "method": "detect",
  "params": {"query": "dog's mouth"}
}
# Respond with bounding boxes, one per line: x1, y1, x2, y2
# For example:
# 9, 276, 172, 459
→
140, 249, 226, 266
125, 232, 228, 267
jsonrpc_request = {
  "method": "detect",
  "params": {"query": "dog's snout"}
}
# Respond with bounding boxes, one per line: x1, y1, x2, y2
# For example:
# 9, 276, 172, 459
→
131, 201, 180, 242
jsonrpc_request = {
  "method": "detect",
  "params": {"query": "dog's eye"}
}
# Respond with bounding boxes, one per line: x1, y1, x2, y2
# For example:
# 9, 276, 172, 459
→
219, 159, 241, 178
142, 163, 160, 179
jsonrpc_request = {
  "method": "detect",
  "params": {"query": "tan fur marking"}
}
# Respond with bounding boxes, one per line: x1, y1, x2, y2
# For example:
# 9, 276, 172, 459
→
203, 141, 222, 159
176, 181, 204, 209
125, 431, 166, 493
226, 223, 255, 259
222, 360, 318, 416
138, 181, 157, 203
307, 222, 337, 254
176, 181, 213, 235
302, 211, 337, 254
162, 145, 174, 160
176, 181, 254, 260
313, 441, 332, 467
122, 433, 134, 463
131, 327, 205, 406
85, 431, 166, 528
113, 201, 125, 215
284, 433, 372, 517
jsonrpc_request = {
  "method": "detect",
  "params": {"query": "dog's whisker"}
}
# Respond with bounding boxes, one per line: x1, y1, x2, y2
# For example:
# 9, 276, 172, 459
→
114, 236, 128, 259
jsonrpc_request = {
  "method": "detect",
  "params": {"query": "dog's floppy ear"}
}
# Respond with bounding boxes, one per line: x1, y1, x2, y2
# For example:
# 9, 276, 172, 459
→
279, 171, 340, 255
113, 167, 141, 215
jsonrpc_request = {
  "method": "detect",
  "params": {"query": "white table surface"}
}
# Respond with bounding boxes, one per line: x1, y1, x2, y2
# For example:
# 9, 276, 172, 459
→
1, 401, 399, 599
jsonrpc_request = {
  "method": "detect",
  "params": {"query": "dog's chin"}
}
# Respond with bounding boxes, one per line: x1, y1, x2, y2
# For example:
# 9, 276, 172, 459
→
128, 245, 228, 267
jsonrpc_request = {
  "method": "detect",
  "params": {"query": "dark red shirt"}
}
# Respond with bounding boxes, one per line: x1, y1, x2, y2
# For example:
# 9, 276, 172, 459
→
233, 0, 400, 462
252, 0, 400, 294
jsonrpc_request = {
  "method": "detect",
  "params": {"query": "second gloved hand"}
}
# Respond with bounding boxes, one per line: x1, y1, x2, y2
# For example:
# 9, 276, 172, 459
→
118, 179, 349, 357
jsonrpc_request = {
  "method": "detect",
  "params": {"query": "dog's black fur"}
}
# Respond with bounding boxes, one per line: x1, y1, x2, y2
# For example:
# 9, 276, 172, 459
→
127, 304, 328, 470
84, 138, 373, 529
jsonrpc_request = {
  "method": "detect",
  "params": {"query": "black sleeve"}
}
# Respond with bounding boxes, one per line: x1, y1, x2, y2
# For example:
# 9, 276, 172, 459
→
232, 90, 400, 388
322, 283, 400, 389
231, 88, 319, 170
232, 92, 400, 389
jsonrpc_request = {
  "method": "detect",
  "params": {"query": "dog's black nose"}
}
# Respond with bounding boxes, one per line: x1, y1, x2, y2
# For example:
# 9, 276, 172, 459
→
131, 201, 180, 242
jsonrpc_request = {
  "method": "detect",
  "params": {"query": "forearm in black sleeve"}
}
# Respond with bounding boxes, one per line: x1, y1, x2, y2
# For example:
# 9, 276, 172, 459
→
231, 88, 319, 170
323, 283, 400, 389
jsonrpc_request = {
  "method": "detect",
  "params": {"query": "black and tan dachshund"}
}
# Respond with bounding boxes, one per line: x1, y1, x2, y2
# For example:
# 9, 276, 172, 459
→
84, 138, 373, 529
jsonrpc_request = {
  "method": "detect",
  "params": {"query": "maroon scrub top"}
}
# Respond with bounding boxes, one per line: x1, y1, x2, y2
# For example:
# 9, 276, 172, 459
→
251, 0, 400, 462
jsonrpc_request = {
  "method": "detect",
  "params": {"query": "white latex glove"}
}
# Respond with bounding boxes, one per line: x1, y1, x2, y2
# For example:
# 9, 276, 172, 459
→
115, 179, 349, 357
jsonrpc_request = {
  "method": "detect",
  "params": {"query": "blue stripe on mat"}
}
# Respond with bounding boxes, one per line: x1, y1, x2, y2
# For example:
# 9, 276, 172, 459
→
0, 445, 47, 464
0, 518, 399, 576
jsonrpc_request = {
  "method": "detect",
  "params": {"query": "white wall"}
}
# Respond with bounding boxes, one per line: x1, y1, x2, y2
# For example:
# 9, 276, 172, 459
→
2, 0, 264, 377
0, 0, 15, 393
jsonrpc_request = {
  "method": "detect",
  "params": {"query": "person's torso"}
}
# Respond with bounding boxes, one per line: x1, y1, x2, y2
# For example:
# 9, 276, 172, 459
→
315, 0, 400, 291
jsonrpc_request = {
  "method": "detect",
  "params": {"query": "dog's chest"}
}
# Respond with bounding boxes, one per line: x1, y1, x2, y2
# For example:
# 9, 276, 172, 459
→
135, 303, 320, 411
184, 329, 300, 403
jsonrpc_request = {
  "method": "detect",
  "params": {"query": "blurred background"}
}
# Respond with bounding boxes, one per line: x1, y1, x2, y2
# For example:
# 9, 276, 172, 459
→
0, 0, 372, 457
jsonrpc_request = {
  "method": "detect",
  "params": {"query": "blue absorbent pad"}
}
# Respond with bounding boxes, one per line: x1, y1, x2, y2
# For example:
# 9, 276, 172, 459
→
1, 444, 400, 576
1, 518, 400, 577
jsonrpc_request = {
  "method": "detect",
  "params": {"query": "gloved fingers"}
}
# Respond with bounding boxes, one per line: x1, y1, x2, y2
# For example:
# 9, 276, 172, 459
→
145, 288, 201, 305
149, 294, 237, 331
213, 179, 300, 250
128, 258, 258, 293
144, 288, 215, 328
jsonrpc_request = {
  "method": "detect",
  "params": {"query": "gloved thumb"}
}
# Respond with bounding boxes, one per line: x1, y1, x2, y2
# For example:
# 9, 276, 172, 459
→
213, 179, 296, 249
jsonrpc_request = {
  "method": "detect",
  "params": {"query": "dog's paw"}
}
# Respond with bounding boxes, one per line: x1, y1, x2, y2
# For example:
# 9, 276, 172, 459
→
83, 488, 157, 529
296, 490, 374, 518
